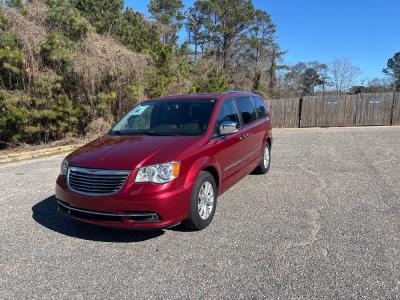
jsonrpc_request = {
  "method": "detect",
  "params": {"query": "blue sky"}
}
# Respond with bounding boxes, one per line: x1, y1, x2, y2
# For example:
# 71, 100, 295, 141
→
125, 0, 400, 81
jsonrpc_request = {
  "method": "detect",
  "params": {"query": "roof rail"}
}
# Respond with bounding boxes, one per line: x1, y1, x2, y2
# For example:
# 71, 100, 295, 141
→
161, 92, 223, 97
222, 90, 245, 94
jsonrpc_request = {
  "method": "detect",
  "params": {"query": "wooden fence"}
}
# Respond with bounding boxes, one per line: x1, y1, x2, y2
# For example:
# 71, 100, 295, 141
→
268, 98, 300, 128
268, 92, 400, 128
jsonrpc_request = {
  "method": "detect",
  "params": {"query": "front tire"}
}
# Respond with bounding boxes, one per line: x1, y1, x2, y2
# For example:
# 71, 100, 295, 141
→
183, 171, 217, 230
254, 142, 271, 174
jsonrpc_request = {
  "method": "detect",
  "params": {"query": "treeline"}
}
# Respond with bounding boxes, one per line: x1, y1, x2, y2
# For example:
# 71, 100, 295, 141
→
277, 58, 400, 98
0, 0, 281, 147
0, 0, 399, 148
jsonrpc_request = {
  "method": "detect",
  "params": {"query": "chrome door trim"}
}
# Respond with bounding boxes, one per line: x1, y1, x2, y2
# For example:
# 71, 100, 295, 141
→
223, 148, 260, 171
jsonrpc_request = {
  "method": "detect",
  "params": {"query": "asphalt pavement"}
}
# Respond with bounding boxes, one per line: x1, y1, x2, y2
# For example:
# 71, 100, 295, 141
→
0, 127, 399, 299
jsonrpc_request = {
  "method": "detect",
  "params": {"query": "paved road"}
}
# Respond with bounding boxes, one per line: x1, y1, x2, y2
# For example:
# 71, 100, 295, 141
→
1, 127, 400, 299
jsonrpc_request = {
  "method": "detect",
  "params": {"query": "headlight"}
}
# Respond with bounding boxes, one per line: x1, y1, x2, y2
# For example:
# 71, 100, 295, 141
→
135, 161, 180, 184
60, 158, 69, 176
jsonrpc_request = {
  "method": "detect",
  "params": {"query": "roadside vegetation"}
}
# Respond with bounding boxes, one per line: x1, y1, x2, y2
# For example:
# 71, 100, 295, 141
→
0, 0, 399, 149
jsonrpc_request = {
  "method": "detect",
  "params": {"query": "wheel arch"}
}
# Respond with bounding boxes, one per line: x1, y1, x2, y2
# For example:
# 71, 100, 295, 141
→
184, 156, 221, 191
266, 137, 272, 148
202, 165, 220, 190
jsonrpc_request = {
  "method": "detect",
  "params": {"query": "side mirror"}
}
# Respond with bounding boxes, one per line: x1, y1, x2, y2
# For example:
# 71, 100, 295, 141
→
218, 121, 238, 136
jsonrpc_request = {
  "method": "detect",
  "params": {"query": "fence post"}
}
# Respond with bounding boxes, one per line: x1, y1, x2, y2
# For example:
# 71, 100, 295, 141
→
390, 92, 395, 126
298, 98, 303, 128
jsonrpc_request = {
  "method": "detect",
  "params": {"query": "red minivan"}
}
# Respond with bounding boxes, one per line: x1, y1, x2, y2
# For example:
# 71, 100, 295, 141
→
56, 91, 272, 230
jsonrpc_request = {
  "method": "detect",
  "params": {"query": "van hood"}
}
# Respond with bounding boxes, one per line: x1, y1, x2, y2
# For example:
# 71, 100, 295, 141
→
67, 134, 200, 170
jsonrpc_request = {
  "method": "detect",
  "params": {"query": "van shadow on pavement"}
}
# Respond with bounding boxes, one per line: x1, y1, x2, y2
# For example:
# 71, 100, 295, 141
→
32, 195, 164, 242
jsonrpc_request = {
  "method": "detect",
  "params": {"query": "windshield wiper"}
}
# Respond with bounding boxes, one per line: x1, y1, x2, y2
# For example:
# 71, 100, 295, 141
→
109, 130, 124, 135
109, 130, 180, 136
144, 130, 181, 136
109, 130, 144, 136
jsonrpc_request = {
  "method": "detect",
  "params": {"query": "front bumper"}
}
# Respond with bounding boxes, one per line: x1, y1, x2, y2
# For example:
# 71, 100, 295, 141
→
55, 175, 191, 229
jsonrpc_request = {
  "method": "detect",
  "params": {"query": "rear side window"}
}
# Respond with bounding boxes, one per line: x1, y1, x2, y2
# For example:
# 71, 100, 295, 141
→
252, 96, 269, 118
235, 97, 257, 125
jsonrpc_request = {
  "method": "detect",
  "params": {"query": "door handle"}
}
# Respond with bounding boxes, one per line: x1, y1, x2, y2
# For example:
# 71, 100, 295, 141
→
240, 133, 251, 140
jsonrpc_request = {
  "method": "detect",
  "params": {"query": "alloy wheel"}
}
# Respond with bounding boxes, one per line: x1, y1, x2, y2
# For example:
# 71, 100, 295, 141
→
263, 146, 270, 169
198, 181, 214, 220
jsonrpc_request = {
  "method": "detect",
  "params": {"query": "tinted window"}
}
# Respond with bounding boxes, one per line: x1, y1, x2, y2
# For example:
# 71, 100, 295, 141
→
252, 96, 269, 118
235, 97, 257, 125
214, 98, 240, 136
216, 99, 240, 125
111, 100, 216, 136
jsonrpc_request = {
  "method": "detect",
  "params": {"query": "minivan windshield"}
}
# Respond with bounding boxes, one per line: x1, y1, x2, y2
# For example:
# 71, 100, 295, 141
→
110, 100, 216, 136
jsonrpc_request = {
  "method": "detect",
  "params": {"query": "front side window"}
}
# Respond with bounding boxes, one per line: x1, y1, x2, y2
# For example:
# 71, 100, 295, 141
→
216, 99, 240, 125
214, 98, 240, 136
252, 96, 269, 118
110, 100, 216, 136
235, 97, 257, 125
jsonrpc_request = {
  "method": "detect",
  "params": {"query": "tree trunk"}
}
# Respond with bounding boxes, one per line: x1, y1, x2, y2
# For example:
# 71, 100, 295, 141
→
268, 49, 278, 90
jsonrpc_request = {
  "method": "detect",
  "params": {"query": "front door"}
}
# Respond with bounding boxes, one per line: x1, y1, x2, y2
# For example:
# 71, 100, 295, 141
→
211, 98, 247, 191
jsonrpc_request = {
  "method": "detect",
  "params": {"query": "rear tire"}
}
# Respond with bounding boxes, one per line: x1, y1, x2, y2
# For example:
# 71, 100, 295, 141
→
254, 142, 271, 174
183, 171, 217, 230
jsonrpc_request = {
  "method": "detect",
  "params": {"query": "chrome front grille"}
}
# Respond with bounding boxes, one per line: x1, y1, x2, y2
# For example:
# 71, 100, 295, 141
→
67, 167, 130, 196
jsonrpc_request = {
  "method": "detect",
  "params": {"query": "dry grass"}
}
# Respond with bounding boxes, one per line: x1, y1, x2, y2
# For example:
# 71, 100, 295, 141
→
72, 32, 151, 95
1, 117, 111, 155
168, 77, 193, 95
0, 135, 90, 156
3, 9, 46, 48
25, 0, 48, 25
84, 117, 112, 140
3, 6, 47, 79
0, 117, 111, 155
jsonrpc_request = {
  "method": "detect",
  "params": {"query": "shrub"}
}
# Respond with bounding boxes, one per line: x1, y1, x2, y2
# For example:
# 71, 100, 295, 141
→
0, 90, 30, 144
0, 7, 9, 30
192, 66, 230, 93
31, 71, 62, 97
45, 0, 90, 40
0, 33, 24, 89
40, 33, 75, 70
84, 117, 112, 139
